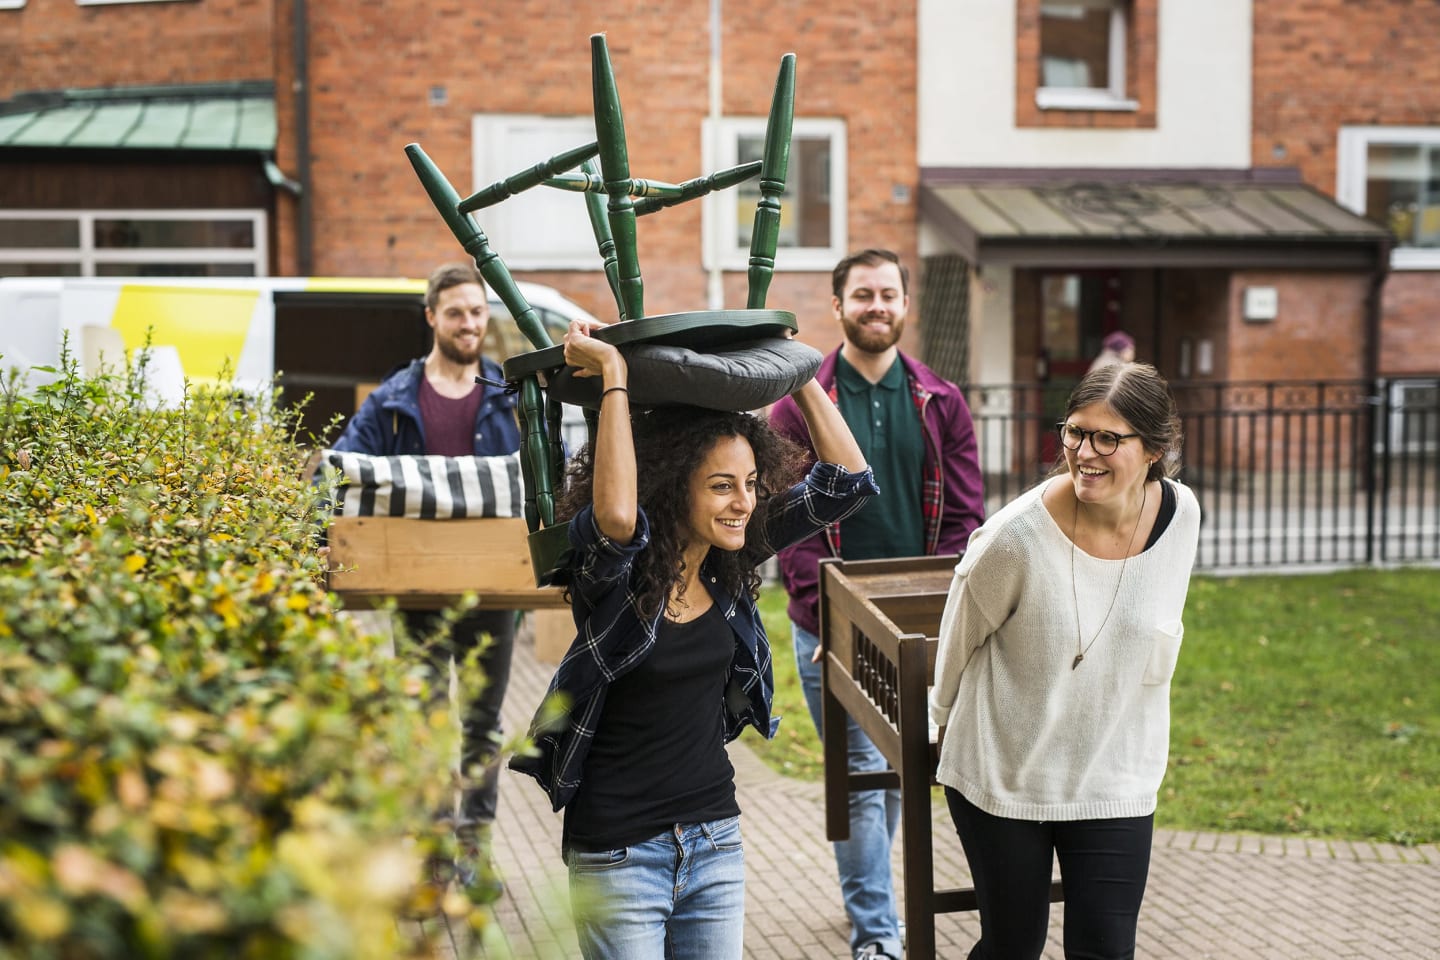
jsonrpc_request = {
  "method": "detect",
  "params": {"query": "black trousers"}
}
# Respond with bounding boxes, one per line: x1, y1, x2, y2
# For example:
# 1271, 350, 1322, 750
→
945, 787, 1153, 960
402, 608, 517, 826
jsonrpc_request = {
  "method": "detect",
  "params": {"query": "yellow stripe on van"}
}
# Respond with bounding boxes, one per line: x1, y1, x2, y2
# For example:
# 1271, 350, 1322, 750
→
110, 286, 259, 382
304, 277, 425, 295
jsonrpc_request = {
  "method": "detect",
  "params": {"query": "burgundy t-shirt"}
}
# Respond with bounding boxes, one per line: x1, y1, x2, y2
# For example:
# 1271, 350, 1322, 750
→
417, 376, 483, 456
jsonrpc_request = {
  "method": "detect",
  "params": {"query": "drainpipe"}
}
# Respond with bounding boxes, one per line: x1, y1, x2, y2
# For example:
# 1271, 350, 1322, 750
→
1361, 236, 1391, 566
293, 0, 314, 275
706, 0, 724, 310
1363, 237, 1391, 385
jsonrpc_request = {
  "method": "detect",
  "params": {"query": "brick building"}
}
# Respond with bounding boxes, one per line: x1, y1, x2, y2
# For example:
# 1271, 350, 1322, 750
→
0, 0, 917, 359
1, 0, 1434, 394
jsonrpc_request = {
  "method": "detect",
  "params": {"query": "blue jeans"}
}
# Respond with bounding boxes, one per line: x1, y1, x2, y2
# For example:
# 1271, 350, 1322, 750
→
566, 817, 746, 960
793, 623, 902, 957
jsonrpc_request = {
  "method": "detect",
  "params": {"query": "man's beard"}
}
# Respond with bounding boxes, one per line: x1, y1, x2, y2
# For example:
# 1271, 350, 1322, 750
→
842, 314, 904, 354
437, 335, 481, 366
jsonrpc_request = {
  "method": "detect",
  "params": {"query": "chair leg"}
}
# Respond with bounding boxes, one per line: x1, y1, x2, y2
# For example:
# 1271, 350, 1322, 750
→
590, 34, 644, 322
746, 53, 795, 310
580, 158, 627, 321
403, 143, 555, 352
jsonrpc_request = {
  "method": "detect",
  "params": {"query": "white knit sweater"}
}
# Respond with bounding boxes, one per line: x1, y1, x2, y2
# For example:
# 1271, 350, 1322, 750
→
929, 477, 1200, 821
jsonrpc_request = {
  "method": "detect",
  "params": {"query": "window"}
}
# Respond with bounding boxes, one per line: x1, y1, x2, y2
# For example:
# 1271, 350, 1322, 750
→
1338, 126, 1440, 270
0, 1, 27, 9
704, 116, 847, 271
0, 210, 267, 277
1036, 0, 1136, 111
1386, 380, 1439, 454
471, 115, 603, 271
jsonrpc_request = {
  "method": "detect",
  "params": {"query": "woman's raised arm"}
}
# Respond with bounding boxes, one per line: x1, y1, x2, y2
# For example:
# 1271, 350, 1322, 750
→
563, 320, 636, 543
789, 378, 867, 473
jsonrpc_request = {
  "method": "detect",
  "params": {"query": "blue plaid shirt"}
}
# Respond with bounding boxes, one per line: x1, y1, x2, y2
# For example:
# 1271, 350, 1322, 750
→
510, 461, 878, 812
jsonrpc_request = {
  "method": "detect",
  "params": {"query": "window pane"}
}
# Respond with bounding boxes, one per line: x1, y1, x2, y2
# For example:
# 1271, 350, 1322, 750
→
1042, 275, 1084, 362
93, 219, 256, 249
733, 134, 831, 250
0, 218, 81, 249
1365, 144, 1440, 249
95, 262, 256, 277
0, 262, 82, 277
1040, 3, 1112, 89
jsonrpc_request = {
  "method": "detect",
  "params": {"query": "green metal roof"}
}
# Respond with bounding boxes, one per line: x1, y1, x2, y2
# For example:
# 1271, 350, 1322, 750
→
0, 82, 275, 151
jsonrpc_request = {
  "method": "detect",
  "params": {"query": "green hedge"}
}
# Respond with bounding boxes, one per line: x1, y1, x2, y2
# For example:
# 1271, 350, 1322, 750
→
0, 358, 460, 958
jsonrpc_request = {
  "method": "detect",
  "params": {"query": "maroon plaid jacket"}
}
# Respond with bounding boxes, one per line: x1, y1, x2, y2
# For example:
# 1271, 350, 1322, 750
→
769, 348, 985, 635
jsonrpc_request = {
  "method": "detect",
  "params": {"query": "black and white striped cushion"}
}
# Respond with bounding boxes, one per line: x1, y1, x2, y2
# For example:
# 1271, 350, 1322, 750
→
324, 451, 524, 519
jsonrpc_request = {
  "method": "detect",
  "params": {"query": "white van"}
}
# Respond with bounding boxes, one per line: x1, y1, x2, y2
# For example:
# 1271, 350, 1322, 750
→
0, 275, 595, 446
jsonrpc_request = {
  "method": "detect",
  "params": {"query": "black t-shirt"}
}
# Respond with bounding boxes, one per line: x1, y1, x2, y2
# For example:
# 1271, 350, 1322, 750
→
564, 603, 741, 852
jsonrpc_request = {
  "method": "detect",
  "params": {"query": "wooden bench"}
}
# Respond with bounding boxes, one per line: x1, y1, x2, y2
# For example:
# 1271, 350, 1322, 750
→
817, 555, 1063, 959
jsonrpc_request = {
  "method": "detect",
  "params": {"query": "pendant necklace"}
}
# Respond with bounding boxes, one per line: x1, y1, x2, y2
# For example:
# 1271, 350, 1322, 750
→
1070, 482, 1147, 670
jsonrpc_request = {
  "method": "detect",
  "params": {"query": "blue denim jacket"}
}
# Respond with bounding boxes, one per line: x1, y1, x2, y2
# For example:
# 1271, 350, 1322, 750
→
510, 461, 879, 812
330, 356, 519, 457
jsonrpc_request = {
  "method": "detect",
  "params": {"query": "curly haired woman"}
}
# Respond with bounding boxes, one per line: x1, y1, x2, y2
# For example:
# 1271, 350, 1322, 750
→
511, 318, 877, 960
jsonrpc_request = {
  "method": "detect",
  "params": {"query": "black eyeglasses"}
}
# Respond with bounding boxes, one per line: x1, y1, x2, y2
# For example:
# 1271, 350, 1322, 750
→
1057, 422, 1140, 457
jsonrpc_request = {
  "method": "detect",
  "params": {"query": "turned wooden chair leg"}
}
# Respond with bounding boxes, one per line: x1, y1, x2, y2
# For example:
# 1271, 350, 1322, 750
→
404, 144, 555, 353
746, 53, 795, 310
590, 34, 644, 323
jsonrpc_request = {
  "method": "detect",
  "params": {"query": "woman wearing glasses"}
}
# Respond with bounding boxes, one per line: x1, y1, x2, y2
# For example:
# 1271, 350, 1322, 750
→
929, 362, 1200, 960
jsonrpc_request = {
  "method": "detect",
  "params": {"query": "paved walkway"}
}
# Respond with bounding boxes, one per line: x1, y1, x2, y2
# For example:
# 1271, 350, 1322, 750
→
472, 633, 1440, 959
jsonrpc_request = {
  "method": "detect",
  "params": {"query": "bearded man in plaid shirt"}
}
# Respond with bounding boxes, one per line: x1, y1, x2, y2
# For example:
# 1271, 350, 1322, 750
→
768, 248, 985, 960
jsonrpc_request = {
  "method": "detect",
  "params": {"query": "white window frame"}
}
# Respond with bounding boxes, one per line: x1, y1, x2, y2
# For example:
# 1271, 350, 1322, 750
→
1035, 0, 1138, 112
0, 209, 268, 276
1385, 379, 1440, 453
702, 116, 847, 273
0, 1, 28, 10
471, 114, 604, 271
1337, 125, 1440, 271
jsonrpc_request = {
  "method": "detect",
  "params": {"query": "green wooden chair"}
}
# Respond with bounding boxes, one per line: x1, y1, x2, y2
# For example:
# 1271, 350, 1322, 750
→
405, 35, 808, 585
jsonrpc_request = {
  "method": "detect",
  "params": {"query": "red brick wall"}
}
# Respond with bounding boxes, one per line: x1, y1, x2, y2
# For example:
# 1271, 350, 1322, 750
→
1225, 271, 1369, 383
1161, 272, 1371, 473
1014, 0, 1157, 129
0, 0, 276, 97
301, 0, 919, 344
1252, 0, 1440, 376
5, 0, 917, 346
1379, 272, 1440, 375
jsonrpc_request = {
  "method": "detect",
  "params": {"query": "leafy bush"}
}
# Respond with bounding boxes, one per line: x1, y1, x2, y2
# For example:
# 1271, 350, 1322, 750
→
0, 355, 460, 958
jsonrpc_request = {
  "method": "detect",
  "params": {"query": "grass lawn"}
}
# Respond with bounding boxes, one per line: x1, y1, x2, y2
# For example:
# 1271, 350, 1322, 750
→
746, 568, 1440, 844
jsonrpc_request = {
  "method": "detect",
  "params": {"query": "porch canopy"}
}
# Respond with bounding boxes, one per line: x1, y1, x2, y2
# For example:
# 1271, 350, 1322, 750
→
0, 81, 275, 152
919, 168, 1391, 270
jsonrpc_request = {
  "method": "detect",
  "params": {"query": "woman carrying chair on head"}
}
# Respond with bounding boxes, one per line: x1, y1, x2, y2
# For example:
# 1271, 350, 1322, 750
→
509, 318, 876, 960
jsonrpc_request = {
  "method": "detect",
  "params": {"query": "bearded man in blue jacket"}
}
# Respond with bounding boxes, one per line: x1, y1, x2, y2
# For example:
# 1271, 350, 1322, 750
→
333, 261, 519, 894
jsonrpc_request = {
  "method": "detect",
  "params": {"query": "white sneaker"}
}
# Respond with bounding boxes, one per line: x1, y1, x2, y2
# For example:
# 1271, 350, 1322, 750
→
855, 944, 899, 960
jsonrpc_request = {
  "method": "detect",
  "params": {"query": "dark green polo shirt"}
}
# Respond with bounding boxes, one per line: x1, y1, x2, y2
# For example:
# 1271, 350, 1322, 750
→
835, 353, 924, 560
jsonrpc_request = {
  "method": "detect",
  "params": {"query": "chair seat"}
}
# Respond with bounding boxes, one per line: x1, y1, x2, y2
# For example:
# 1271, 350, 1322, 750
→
503, 309, 817, 413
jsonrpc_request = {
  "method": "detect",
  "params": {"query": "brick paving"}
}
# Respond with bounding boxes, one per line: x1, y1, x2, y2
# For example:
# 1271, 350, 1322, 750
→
469, 634, 1440, 959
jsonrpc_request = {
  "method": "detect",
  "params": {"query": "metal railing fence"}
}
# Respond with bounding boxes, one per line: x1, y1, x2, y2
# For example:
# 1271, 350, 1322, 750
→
963, 376, 1440, 571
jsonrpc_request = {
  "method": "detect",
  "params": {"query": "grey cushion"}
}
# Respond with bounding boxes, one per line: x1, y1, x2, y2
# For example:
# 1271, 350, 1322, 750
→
547, 337, 822, 411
